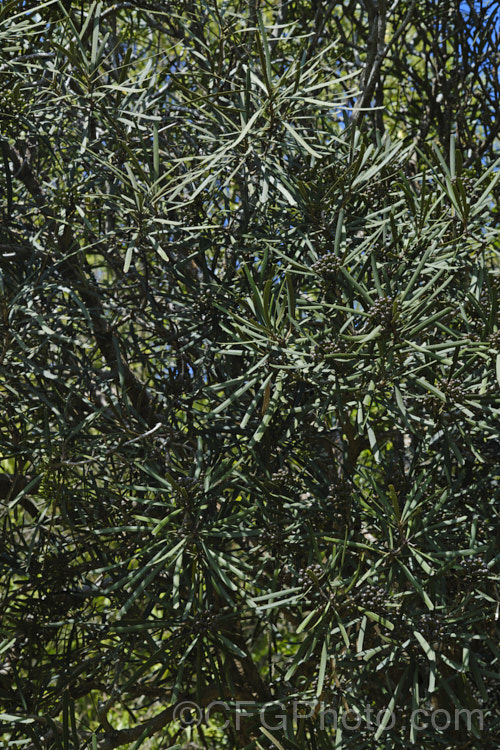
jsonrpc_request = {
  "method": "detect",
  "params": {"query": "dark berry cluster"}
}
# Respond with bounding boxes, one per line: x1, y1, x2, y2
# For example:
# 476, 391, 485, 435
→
331, 505, 349, 528
414, 613, 447, 643
355, 584, 387, 613
488, 330, 500, 349
369, 296, 394, 326
467, 331, 481, 343
298, 563, 323, 592
307, 505, 331, 531
374, 243, 398, 263
312, 254, 342, 279
364, 181, 386, 204
262, 523, 284, 549
194, 292, 214, 318
323, 340, 346, 357
397, 627, 428, 662
456, 175, 476, 194
482, 677, 500, 713
313, 339, 346, 363
336, 594, 359, 620
180, 516, 198, 537
191, 610, 217, 635
474, 518, 491, 542
478, 288, 491, 309
325, 478, 354, 528
278, 567, 292, 587
327, 476, 351, 503
271, 467, 294, 490
457, 556, 489, 583
444, 378, 467, 403
389, 614, 411, 640
267, 347, 285, 365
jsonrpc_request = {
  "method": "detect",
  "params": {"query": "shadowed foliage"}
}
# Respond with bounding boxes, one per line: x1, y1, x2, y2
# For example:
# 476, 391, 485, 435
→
1, 1, 499, 748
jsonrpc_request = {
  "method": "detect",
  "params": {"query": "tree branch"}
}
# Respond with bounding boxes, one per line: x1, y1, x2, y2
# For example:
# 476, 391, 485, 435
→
352, 0, 417, 125
5, 143, 156, 426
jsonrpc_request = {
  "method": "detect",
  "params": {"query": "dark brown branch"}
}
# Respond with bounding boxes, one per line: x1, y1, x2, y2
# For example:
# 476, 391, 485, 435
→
352, 0, 417, 125
5, 143, 156, 426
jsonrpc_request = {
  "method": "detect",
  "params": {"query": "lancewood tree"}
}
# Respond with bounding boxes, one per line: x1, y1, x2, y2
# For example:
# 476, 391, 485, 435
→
0, 2, 499, 749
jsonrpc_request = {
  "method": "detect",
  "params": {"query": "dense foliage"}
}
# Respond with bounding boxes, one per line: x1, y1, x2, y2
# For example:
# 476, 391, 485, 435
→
1, 1, 499, 749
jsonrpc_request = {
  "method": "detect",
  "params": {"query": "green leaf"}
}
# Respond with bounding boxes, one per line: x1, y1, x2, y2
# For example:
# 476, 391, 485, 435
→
397, 562, 434, 610
124, 243, 134, 273
261, 728, 287, 750
388, 484, 401, 523
374, 667, 409, 740
316, 639, 328, 697
285, 272, 296, 320
296, 607, 321, 635
283, 120, 322, 158
257, 11, 272, 93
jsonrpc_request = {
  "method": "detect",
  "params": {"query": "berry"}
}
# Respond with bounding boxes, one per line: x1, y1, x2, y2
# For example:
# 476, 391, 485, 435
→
262, 524, 284, 550
191, 610, 217, 635
374, 244, 397, 262
414, 613, 447, 643
369, 296, 394, 327
194, 291, 219, 322
444, 378, 466, 403
313, 340, 346, 364
364, 181, 385, 204
458, 176, 476, 194
336, 595, 359, 620
482, 677, 500, 713
488, 330, 500, 349
323, 340, 346, 356
312, 254, 342, 290
355, 584, 386, 614
326, 478, 352, 523
271, 467, 294, 490
390, 614, 411, 640
312, 254, 342, 278
298, 563, 323, 592
457, 556, 489, 583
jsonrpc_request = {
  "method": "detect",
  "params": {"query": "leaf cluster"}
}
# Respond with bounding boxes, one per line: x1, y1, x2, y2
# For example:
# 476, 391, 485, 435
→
0, 2, 499, 750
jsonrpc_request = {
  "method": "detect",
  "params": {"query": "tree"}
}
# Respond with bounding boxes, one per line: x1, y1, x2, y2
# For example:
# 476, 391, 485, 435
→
1, 1, 499, 749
